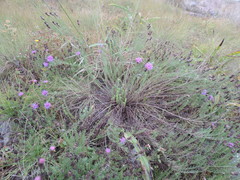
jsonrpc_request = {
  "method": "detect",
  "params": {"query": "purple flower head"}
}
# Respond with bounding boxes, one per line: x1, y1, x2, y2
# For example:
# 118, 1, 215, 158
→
42, 80, 49, 83
31, 79, 38, 83
75, 51, 81, 56
31, 103, 39, 109
43, 62, 49, 67
41, 90, 48, 96
46, 55, 54, 62
34, 176, 41, 180
32, 50, 37, 54
211, 122, 217, 129
201, 89, 207, 96
120, 137, 126, 144
208, 95, 214, 102
105, 148, 111, 154
135, 57, 143, 63
38, 158, 45, 165
18, 92, 24, 97
44, 102, 52, 109
226, 142, 235, 148
49, 146, 56, 152
145, 62, 153, 71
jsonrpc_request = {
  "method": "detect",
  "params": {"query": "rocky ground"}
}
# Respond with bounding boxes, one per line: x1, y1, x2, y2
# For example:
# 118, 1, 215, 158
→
0, 119, 11, 148
169, 0, 240, 24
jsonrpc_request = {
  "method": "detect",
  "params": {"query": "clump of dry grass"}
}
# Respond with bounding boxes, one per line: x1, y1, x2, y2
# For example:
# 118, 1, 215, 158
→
57, 23, 233, 135
55, 28, 239, 178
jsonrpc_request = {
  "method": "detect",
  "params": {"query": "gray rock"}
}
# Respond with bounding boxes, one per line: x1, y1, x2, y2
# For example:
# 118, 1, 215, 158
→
169, 0, 240, 24
0, 119, 12, 148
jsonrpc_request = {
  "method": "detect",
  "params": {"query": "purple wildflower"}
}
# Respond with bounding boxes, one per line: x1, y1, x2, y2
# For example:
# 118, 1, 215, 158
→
18, 92, 24, 97
34, 176, 41, 180
32, 50, 37, 54
43, 62, 49, 67
211, 122, 217, 129
41, 90, 48, 96
44, 102, 52, 109
135, 57, 143, 63
31, 103, 39, 109
208, 95, 214, 102
145, 62, 153, 71
30, 79, 38, 83
46, 55, 54, 62
49, 146, 56, 152
120, 137, 126, 144
201, 89, 207, 95
226, 142, 235, 148
105, 148, 111, 154
42, 80, 49, 83
38, 158, 45, 165
75, 51, 81, 56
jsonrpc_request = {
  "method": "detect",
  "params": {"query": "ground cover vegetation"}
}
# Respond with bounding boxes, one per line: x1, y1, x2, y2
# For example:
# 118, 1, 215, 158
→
0, 0, 239, 179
